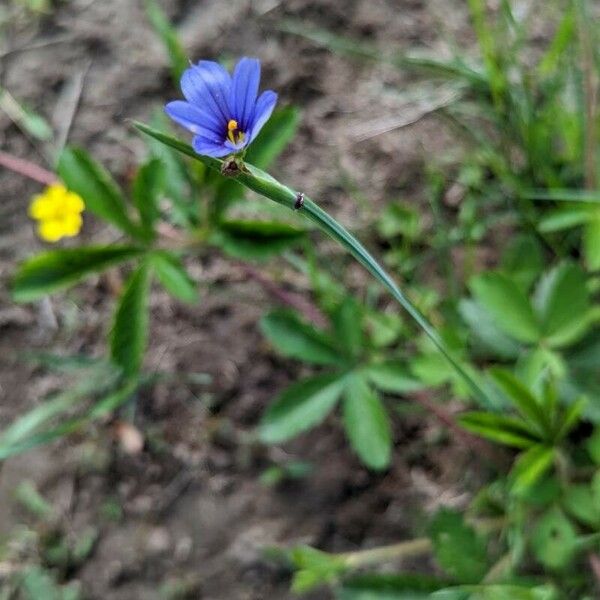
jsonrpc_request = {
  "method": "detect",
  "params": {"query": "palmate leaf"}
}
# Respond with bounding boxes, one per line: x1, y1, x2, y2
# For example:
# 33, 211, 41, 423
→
110, 262, 151, 376
342, 373, 392, 470
259, 374, 346, 444
12, 246, 142, 302
58, 147, 141, 239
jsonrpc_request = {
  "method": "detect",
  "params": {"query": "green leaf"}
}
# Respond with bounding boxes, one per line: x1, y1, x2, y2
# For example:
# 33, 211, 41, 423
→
563, 484, 599, 527
431, 584, 558, 600
110, 263, 151, 376
458, 411, 539, 449
428, 509, 488, 583
260, 309, 341, 365
144, 0, 188, 82
533, 262, 590, 347
146, 110, 195, 227
0, 87, 53, 141
342, 373, 392, 470
489, 369, 549, 436
332, 297, 364, 359
470, 272, 540, 344
339, 573, 449, 599
259, 374, 346, 443
365, 362, 424, 394
583, 216, 600, 271
133, 157, 165, 238
531, 507, 577, 569
376, 202, 421, 240
554, 396, 586, 440
58, 147, 139, 238
510, 445, 555, 496
150, 251, 197, 303
290, 546, 346, 593
12, 246, 142, 302
216, 219, 305, 260
458, 299, 520, 360
500, 235, 543, 292
586, 427, 600, 464
538, 206, 593, 232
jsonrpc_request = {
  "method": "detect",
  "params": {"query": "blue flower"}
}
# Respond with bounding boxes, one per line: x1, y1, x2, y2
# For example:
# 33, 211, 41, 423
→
165, 57, 278, 158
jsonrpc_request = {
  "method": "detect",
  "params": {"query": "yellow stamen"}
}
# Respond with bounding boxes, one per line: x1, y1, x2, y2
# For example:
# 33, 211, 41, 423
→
227, 119, 238, 143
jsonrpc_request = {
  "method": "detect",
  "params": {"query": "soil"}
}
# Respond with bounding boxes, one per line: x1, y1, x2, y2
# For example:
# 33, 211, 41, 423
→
0, 1, 483, 598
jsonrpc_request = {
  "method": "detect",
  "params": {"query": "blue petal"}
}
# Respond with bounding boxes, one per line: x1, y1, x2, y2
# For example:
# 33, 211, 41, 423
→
230, 57, 261, 131
192, 135, 231, 158
181, 61, 232, 125
165, 101, 222, 137
248, 90, 278, 142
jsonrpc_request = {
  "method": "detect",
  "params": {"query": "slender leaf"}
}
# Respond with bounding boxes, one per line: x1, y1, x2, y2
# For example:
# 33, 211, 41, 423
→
58, 147, 139, 238
342, 373, 392, 470
260, 309, 341, 365
216, 218, 305, 260
510, 445, 555, 495
110, 263, 151, 376
12, 246, 142, 302
490, 368, 549, 436
150, 251, 197, 303
133, 157, 165, 238
459, 411, 540, 449
259, 374, 346, 443
365, 362, 424, 394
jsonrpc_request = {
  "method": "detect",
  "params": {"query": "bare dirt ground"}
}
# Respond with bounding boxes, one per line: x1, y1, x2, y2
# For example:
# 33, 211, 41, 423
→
0, 1, 481, 598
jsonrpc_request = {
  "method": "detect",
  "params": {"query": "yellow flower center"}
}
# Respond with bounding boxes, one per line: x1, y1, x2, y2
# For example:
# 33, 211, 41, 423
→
28, 183, 85, 243
227, 119, 245, 145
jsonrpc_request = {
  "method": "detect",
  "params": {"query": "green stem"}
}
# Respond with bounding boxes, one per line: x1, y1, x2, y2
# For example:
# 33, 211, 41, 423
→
134, 122, 492, 407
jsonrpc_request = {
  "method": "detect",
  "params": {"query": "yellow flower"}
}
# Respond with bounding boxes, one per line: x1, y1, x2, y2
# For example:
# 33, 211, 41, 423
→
28, 183, 85, 242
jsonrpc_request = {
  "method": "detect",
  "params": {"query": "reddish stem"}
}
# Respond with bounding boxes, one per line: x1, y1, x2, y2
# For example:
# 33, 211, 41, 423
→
0, 150, 57, 186
238, 262, 328, 328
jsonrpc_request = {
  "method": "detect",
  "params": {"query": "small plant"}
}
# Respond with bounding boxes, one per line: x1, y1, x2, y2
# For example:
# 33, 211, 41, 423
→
3, 1, 600, 597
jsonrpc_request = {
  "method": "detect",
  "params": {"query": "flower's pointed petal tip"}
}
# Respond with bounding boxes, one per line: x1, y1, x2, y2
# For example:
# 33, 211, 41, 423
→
249, 89, 278, 141
181, 62, 232, 123
230, 57, 261, 129
192, 135, 231, 158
